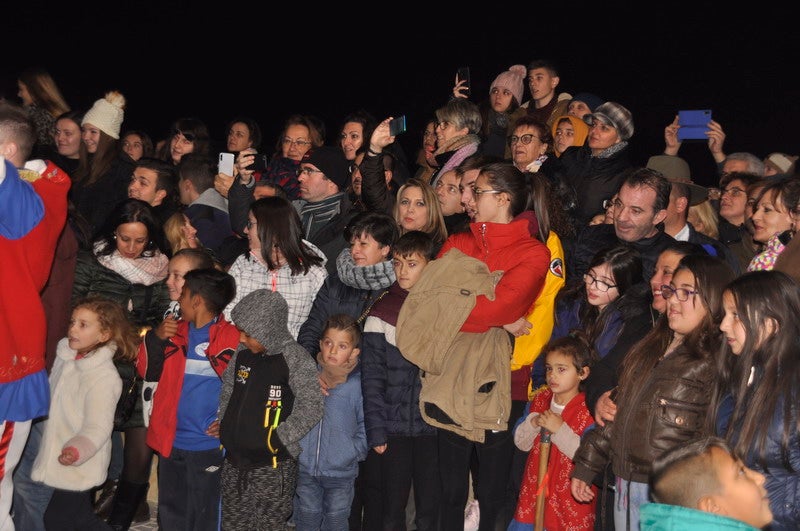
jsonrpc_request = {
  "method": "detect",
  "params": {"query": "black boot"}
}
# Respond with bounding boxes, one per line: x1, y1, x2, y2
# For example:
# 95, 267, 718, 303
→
107, 480, 149, 531
93, 479, 119, 519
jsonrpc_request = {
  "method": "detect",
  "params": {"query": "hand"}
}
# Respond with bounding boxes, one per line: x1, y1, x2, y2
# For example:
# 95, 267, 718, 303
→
58, 446, 79, 466
205, 419, 220, 438
318, 374, 331, 397
571, 477, 595, 503
594, 390, 617, 427
537, 409, 564, 433
373, 444, 387, 455
214, 173, 235, 198
503, 317, 532, 338
663, 115, 681, 156
236, 149, 257, 185
706, 120, 726, 162
155, 315, 179, 340
452, 75, 469, 99
370, 118, 395, 152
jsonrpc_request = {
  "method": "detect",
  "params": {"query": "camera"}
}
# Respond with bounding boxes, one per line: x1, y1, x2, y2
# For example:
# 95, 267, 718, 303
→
246, 154, 269, 173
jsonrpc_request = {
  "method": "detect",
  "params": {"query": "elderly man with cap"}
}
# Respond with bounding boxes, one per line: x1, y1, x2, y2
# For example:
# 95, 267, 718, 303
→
647, 155, 741, 274
293, 146, 357, 274
558, 101, 635, 226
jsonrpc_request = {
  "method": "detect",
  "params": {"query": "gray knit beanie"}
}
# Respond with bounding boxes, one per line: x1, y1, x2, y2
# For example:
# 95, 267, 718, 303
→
230, 289, 292, 352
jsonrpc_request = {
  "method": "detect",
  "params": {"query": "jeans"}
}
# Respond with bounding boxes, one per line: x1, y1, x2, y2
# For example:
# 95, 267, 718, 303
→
157, 446, 223, 531
294, 470, 355, 531
11, 419, 52, 531
614, 478, 649, 531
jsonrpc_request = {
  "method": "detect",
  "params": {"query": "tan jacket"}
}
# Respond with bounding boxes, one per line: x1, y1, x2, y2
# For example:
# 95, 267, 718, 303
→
396, 249, 511, 442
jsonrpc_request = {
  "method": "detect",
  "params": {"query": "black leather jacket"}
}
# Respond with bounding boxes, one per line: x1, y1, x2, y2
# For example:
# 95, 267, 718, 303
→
571, 346, 715, 483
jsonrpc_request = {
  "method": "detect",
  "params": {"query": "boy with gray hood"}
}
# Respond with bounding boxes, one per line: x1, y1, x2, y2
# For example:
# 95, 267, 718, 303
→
218, 289, 322, 530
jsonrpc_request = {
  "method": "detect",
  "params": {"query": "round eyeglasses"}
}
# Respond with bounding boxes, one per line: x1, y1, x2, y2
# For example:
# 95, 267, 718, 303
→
508, 134, 540, 146
583, 273, 617, 292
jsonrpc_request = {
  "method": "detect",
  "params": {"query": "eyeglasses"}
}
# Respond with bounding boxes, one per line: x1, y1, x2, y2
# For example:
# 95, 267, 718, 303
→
282, 137, 312, 147
436, 121, 450, 130
583, 272, 617, 292
720, 187, 745, 198
660, 285, 700, 302
348, 163, 363, 174
245, 220, 256, 229
435, 180, 459, 194
296, 167, 324, 177
508, 134, 540, 146
471, 186, 503, 197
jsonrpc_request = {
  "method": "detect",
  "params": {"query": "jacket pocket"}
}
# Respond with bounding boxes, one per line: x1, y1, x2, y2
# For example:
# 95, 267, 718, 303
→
650, 396, 706, 453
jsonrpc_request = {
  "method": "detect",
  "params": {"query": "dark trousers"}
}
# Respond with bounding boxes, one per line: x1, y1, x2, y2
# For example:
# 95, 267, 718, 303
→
44, 489, 111, 530
437, 426, 515, 531
348, 449, 382, 530
380, 434, 440, 531
157, 446, 223, 531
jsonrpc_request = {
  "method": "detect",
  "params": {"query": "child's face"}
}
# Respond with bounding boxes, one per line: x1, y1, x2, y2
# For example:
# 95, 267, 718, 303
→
166, 255, 194, 302
319, 328, 359, 366
545, 349, 587, 404
68, 307, 110, 354
719, 291, 747, 355
393, 252, 429, 290
708, 447, 772, 528
239, 330, 266, 353
585, 262, 618, 310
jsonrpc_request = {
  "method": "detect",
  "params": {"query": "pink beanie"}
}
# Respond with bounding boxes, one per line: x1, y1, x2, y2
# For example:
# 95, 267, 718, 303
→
490, 65, 526, 105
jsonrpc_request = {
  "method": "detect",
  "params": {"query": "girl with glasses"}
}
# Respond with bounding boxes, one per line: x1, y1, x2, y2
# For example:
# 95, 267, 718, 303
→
571, 254, 734, 531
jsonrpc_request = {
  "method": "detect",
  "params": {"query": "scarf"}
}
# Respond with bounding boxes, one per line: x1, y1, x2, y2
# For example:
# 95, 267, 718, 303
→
335, 247, 396, 290
432, 134, 481, 185
591, 140, 628, 159
316, 350, 359, 390
299, 193, 343, 238
95, 242, 169, 286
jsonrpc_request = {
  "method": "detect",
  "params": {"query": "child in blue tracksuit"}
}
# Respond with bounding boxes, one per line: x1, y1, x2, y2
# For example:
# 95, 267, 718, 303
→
293, 313, 368, 530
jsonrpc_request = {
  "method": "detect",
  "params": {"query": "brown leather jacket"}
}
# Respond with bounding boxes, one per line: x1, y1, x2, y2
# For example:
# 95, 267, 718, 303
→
571, 347, 715, 484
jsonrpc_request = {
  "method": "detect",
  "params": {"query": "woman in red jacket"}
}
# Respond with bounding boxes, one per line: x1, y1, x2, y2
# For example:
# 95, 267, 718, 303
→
437, 161, 550, 530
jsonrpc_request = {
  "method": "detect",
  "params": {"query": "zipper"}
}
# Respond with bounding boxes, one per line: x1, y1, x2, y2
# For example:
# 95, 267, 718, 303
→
479, 223, 489, 260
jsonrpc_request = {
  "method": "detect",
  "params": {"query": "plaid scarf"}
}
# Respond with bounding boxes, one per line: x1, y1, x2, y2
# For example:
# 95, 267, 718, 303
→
95, 243, 169, 286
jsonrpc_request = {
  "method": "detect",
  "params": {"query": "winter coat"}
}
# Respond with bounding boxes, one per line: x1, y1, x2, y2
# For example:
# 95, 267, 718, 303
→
136, 316, 240, 457
298, 366, 367, 479
361, 283, 435, 448
558, 143, 633, 225
70, 154, 134, 237
572, 346, 715, 484
31, 339, 121, 491
639, 503, 761, 530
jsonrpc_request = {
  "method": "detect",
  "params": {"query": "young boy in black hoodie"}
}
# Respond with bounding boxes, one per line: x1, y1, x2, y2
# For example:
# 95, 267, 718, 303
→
218, 289, 322, 530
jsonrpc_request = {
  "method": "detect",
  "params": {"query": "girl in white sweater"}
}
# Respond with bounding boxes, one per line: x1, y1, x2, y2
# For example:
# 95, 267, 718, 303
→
31, 296, 139, 530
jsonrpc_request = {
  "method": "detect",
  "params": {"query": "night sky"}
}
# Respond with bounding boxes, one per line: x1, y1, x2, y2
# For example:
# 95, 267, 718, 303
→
5, 5, 799, 188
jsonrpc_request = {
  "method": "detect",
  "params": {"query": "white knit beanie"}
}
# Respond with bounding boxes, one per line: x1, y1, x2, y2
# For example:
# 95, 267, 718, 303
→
82, 91, 126, 139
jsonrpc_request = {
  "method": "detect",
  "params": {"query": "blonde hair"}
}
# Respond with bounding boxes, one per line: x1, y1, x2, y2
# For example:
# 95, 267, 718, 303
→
393, 178, 448, 244
18, 67, 70, 118
688, 200, 719, 239
163, 212, 201, 255
73, 296, 141, 362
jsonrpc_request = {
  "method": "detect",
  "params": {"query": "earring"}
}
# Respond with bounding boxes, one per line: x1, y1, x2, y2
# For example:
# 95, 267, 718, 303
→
113, 234, 117, 240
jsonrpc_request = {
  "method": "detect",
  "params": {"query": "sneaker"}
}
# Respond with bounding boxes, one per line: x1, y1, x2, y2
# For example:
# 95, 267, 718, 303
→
464, 499, 480, 531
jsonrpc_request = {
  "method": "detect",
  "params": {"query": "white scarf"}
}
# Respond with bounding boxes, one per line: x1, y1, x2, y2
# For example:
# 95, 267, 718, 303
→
95, 242, 169, 286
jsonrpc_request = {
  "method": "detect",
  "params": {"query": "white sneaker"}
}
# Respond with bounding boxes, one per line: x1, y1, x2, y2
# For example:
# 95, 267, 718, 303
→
464, 499, 480, 531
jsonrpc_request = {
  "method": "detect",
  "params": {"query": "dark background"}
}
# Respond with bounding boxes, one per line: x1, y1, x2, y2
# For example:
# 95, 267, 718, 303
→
4, 5, 799, 188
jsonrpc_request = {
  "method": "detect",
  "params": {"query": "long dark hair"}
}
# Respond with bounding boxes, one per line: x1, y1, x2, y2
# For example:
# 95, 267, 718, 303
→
249, 196, 324, 274
714, 270, 800, 468
75, 130, 119, 185
556, 244, 644, 345
480, 162, 530, 218
617, 255, 734, 406
94, 199, 165, 258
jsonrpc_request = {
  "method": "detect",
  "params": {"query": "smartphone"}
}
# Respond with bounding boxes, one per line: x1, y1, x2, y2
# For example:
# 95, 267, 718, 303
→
246, 154, 268, 173
677, 109, 712, 141
389, 115, 407, 136
457, 66, 471, 97
218, 152, 235, 175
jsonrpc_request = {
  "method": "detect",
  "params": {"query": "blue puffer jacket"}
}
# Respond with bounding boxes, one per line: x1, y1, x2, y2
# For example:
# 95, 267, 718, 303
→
298, 366, 367, 478
718, 393, 800, 530
361, 283, 435, 447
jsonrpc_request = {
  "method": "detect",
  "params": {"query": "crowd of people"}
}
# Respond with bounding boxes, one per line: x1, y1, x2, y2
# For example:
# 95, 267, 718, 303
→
1, 58, 798, 531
